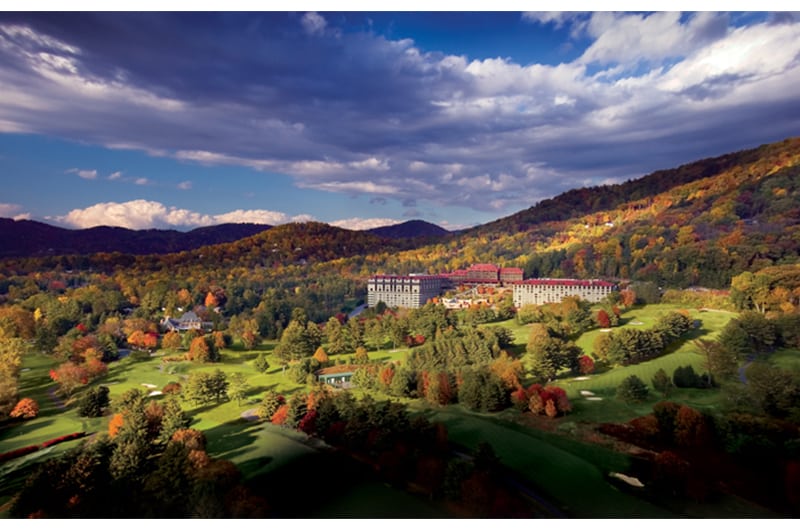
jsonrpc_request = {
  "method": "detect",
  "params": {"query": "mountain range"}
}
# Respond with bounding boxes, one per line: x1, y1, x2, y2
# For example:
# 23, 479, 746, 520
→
2, 136, 800, 294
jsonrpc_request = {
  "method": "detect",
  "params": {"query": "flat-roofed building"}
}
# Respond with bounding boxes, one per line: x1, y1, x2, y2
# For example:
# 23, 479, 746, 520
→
367, 274, 444, 308
512, 279, 615, 307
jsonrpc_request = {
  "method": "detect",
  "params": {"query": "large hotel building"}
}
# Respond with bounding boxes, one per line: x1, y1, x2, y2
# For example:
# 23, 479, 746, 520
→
511, 279, 615, 307
367, 275, 445, 309
366, 264, 615, 309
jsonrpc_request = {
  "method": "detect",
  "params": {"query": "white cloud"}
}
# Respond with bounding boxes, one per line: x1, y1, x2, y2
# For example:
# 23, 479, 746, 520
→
2, 14, 799, 219
134, 177, 150, 186
56, 199, 316, 230
301, 12, 327, 36
177, 180, 192, 190
66, 167, 97, 179
0, 202, 31, 220
329, 218, 402, 230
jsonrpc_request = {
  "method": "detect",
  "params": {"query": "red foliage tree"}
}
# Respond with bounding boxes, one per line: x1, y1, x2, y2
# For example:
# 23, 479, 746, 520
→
10, 397, 39, 419
378, 364, 395, 389
510, 387, 528, 411
50, 362, 91, 396
298, 410, 318, 434
578, 355, 595, 375
596, 309, 611, 328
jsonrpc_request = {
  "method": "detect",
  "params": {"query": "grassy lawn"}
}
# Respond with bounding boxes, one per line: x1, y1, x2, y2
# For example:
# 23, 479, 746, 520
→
423, 404, 670, 517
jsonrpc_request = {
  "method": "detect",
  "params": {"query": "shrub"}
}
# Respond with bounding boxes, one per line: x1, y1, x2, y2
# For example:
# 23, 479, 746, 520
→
616, 375, 649, 403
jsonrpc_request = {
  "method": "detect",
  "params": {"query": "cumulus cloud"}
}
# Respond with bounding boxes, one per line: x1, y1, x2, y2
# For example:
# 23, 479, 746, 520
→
1, 12, 799, 219
108, 170, 122, 180
329, 218, 402, 230
66, 167, 98, 179
56, 199, 316, 230
177, 180, 192, 190
0, 202, 31, 220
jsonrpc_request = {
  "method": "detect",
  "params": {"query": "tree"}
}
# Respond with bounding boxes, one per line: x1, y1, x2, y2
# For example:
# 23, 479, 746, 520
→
353, 346, 370, 364
616, 375, 649, 403
695, 339, 738, 382
158, 397, 191, 444
313, 347, 329, 364
78, 386, 110, 417
228, 373, 249, 406
186, 335, 220, 363
651, 368, 673, 397
364, 318, 385, 350
162, 331, 182, 351
50, 362, 91, 396
253, 353, 270, 373
256, 390, 284, 420
325, 317, 347, 355
10, 397, 39, 419
184, 370, 229, 405
596, 309, 611, 328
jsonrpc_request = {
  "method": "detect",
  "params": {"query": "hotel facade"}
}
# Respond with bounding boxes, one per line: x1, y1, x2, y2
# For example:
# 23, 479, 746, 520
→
366, 274, 445, 309
511, 279, 616, 308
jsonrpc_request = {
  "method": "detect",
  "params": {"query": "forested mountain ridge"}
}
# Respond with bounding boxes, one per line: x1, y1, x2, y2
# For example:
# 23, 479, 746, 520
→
0, 219, 273, 257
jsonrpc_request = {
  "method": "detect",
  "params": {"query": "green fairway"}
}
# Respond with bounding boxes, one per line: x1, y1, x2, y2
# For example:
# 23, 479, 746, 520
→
424, 405, 670, 518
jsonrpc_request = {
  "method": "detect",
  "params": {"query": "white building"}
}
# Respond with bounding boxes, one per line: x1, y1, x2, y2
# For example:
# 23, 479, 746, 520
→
367, 274, 444, 309
512, 279, 615, 308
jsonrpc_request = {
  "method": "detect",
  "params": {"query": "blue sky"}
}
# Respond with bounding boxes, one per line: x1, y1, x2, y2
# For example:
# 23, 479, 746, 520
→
0, 9, 799, 231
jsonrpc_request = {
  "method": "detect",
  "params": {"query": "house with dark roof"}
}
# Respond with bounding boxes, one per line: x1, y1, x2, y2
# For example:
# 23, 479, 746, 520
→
160, 311, 213, 332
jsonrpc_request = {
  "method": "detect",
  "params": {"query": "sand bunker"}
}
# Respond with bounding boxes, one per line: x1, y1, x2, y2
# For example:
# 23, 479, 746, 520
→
610, 472, 644, 488
580, 390, 596, 396
585, 396, 603, 401
141, 383, 157, 389
573, 376, 591, 381
148, 390, 163, 397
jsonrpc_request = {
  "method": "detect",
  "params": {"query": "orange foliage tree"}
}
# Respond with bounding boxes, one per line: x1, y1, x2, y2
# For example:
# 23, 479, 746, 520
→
108, 413, 124, 437
10, 397, 39, 419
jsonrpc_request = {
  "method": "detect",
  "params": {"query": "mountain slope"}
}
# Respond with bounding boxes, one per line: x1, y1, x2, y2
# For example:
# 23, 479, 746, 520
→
0, 219, 272, 257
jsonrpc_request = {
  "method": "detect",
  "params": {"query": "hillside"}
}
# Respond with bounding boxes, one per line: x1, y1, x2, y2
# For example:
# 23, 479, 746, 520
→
0, 219, 273, 257
338, 137, 800, 288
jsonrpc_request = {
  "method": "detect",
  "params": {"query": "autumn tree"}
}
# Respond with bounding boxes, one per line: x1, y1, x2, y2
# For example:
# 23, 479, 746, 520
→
10, 397, 39, 419
162, 331, 183, 351
313, 346, 329, 364
186, 335, 220, 363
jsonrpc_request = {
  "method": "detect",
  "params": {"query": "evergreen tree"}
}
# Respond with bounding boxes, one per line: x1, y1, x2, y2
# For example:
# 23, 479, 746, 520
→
616, 375, 649, 403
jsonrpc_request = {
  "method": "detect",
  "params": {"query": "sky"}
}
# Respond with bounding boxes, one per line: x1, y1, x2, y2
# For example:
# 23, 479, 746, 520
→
0, 6, 799, 231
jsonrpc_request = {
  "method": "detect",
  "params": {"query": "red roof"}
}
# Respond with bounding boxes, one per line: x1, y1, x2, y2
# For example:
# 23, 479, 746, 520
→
469, 263, 499, 271
514, 279, 615, 288
500, 267, 524, 274
316, 364, 357, 375
369, 274, 443, 280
